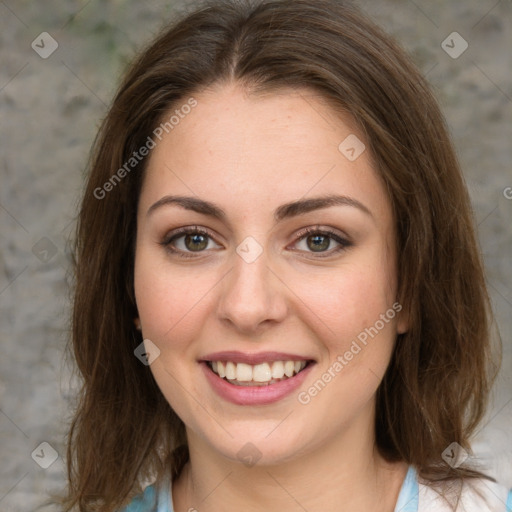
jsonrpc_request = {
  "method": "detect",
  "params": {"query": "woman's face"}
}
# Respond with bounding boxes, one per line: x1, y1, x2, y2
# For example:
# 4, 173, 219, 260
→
134, 83, 407, 466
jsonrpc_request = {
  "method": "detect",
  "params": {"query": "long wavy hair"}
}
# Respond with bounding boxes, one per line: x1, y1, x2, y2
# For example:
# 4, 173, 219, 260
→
55, 0, 501, 510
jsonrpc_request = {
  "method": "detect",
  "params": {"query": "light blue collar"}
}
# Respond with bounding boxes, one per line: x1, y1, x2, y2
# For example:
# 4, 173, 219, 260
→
394, 465, 419, 512
157, 473, 174, 512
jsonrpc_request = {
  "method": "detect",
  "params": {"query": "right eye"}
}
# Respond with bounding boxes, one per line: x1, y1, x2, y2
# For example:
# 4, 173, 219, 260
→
160, 226, 222, 258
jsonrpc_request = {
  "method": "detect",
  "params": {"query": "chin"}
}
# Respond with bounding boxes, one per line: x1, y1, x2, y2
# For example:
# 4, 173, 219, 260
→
200, 423, 311, 468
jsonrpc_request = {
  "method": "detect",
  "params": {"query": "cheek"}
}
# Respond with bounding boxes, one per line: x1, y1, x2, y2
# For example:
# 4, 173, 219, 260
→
296, 263, 396, 342
292, 257, 399, 394
133, 250, 213, 421
134, 247, 219, 347
297, 266, 399, 412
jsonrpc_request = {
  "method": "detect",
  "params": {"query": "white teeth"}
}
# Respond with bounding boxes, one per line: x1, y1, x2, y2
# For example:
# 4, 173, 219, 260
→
225, 361, 237, 380
284, 361, 295, 377
253, 362, 272, 382
271, 361, 285, 379
236, 363, 253, 381
209, 359, 308, 383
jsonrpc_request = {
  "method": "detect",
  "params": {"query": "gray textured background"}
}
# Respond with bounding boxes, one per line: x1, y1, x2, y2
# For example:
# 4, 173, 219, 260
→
0, 1, 511, 510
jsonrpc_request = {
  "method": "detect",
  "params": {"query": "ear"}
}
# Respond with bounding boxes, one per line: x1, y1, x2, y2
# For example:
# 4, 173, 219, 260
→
134, 317, 142, 331
394, 301, 409, 335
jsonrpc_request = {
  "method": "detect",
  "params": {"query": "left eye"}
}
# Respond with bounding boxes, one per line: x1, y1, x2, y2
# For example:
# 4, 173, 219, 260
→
292, 227, 351, 256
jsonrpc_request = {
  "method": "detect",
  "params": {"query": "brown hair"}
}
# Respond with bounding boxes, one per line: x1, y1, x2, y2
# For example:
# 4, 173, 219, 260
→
56, 0, 501, 510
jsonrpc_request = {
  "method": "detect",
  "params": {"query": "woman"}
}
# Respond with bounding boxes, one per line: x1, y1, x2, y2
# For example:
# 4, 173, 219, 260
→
58, 0, 512, 510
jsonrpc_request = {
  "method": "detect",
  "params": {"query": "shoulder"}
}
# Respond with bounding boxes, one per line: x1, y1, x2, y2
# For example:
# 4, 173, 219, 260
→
418, 473, 512, 512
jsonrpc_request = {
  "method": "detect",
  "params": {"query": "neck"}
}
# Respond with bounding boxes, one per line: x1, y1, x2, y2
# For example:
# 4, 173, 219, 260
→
172, 410, 408, 512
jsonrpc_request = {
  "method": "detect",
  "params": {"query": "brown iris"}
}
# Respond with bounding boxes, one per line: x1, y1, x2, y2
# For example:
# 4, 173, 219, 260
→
185, 233, 208, 251
307, 234, 330, 252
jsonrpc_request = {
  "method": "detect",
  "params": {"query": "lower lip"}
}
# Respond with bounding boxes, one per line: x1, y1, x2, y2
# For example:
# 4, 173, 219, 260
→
201, 361, 314, 406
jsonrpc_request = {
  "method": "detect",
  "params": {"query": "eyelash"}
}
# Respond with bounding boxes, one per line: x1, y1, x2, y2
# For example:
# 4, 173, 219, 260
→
160, 225, 352, 259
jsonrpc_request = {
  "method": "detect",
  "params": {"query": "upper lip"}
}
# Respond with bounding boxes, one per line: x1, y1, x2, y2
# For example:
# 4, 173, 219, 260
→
199, 351, 315, 365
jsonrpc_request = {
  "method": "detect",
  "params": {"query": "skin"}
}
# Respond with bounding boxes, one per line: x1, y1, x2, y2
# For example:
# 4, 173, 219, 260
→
134, 82, 409, 512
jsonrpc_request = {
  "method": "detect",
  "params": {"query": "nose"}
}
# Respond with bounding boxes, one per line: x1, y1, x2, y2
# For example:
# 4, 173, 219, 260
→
216, 245, 288, 335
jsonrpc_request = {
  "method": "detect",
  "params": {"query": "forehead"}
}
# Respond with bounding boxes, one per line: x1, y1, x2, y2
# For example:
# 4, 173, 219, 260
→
139, 83, 391, 223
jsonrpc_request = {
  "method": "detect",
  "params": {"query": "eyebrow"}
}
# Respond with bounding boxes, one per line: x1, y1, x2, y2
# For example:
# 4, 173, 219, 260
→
146, 194, 373, 222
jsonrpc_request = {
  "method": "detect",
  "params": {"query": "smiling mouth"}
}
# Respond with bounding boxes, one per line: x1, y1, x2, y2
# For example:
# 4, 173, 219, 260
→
206, 360, 313, 386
